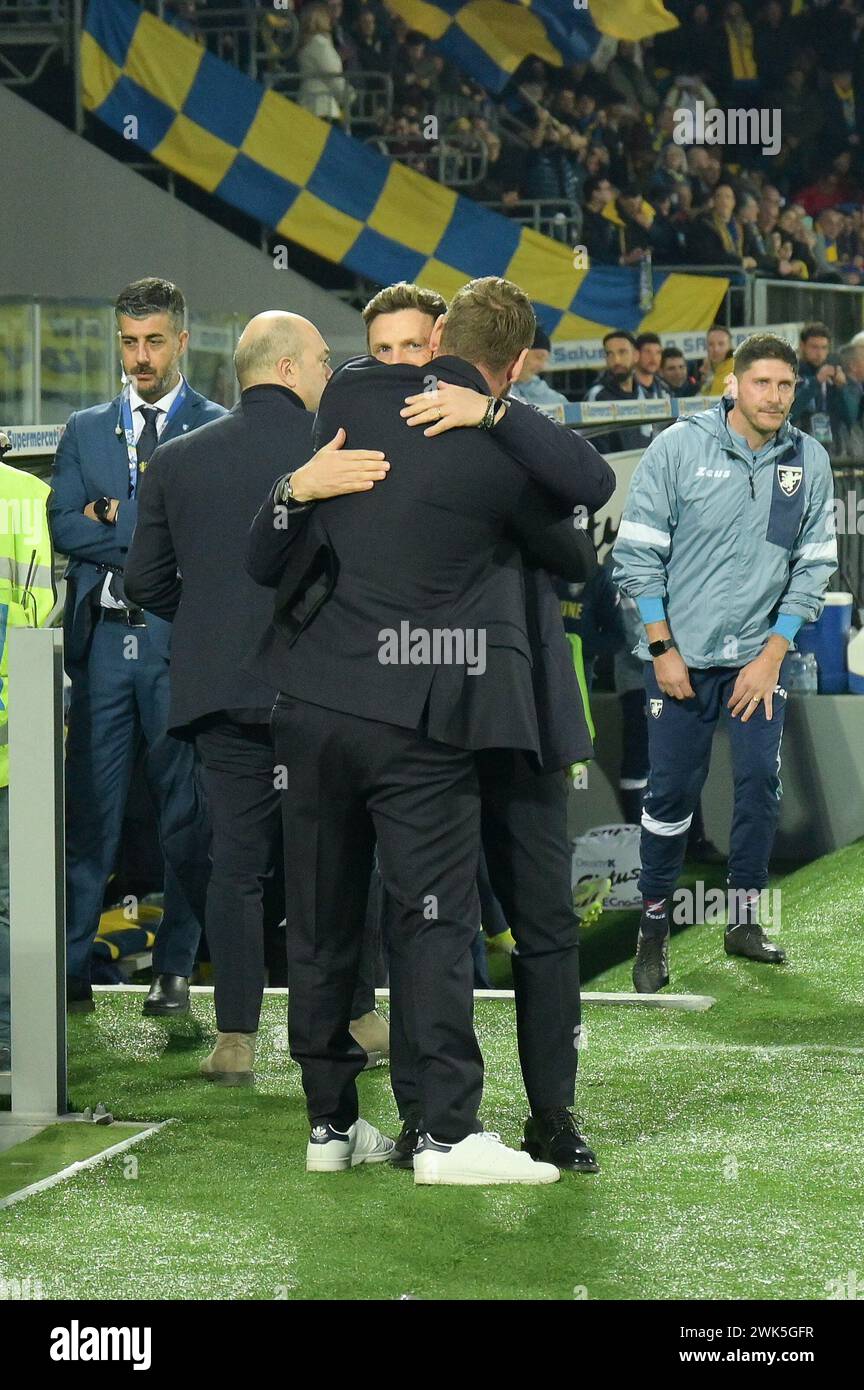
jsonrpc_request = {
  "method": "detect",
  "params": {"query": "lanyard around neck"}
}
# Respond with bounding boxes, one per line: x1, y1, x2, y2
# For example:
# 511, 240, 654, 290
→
119, 378, 187, 496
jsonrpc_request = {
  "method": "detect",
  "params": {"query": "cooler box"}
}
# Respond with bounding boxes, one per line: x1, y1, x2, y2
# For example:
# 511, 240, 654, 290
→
795, 592, 853, 694
848, 626, 864, 695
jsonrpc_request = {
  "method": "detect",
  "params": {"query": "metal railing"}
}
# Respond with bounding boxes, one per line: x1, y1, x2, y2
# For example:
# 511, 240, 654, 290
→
433, 91, 501, 131
0, 0, 62, 16
0, 0, 70, 86
149, 1, 260, 76
267, 69, 393, 136
367, 134, 488, 188
480, 198, 582, 244
266, 69, 346, 124
753, 279, 864, 346
435, 138, 488, 189
343, 71, 393, 132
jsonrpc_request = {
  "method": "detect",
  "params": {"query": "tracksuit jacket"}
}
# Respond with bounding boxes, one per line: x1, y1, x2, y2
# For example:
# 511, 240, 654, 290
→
611, 399, 838, 667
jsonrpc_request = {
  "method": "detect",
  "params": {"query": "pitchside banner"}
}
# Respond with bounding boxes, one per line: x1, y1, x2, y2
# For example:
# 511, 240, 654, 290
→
1, 424, 66, 455
547, 323, 801, 372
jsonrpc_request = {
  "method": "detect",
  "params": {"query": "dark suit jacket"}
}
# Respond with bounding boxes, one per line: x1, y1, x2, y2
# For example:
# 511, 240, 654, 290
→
246, 356, 614, 765
124, 384, 315, 737
49, 383, 226, 668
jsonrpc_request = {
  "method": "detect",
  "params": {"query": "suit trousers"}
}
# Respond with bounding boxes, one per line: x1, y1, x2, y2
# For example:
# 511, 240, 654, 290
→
195, 716, 377, 1033
389, 753, 581, 1125
65, 617, 206, 981
272, 695, 483, 1142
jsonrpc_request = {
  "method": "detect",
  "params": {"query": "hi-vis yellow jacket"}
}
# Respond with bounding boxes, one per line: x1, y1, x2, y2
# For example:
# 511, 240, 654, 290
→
0, 462, 55, 788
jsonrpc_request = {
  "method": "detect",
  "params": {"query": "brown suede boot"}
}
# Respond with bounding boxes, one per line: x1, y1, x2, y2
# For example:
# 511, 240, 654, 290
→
199, 1031, 257, 1086
349, 1010, 390, 1070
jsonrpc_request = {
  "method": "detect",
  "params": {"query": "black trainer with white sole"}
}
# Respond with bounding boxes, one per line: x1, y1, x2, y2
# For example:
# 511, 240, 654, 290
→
633, 924, 670, 993
724, 922, 786, 964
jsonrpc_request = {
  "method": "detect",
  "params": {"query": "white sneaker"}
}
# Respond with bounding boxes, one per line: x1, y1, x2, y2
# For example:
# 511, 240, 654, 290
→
413, 1131, 560, 1186
306, 1118, 395, 1173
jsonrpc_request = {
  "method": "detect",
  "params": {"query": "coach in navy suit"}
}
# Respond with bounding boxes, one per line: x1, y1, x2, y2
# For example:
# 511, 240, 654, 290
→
49, 278, 226, 1014
244, 277, 613, 1182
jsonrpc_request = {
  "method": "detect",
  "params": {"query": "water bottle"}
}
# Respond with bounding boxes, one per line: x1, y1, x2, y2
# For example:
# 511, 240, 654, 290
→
639, 249, 654, 312
784, 650, 818, 694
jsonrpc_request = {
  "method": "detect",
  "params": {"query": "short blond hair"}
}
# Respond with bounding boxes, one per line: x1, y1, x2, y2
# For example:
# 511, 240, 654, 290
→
439, 277, 536, 373
300, 3, 331, 42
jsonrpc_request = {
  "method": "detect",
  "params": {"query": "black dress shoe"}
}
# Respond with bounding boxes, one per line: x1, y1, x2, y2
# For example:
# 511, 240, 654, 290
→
633, 924, 670, 993
389, 1120, 420, 1170
142, 973, 190, 1016
724, 923, 786, 964
523, 1109, 599, 1174
66, 976, 95, 1013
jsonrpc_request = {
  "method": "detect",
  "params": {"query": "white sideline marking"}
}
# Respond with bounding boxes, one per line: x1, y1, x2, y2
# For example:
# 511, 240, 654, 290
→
0, 1120, 171, 1210
632, 1042, 864, 1055
93, 985, 715, 1009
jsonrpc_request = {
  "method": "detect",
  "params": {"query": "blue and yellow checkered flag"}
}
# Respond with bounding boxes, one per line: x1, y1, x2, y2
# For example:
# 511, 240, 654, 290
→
82, 0, 724, 341
385, 0, 679, 95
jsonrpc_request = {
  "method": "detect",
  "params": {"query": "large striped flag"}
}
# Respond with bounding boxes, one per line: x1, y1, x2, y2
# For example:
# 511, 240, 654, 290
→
81, 0, 724, 343
385, 0, 679, 95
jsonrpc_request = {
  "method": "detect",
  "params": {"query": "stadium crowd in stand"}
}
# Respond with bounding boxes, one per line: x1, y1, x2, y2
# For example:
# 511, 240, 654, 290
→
165, 0, 864, 280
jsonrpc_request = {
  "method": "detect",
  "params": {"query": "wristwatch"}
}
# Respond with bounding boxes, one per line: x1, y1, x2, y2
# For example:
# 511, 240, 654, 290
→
93, 496, 114, 524
277, 472, 308, 505
648, 637, 676, 658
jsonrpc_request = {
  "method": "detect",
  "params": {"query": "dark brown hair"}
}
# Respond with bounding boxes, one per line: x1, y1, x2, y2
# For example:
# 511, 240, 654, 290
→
800, 321, 831, 344
362, 282, 447, 329
733, 333, 798, 375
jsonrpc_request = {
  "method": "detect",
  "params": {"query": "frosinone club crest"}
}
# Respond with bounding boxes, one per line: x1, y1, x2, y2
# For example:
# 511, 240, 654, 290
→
777, 464, 803, 497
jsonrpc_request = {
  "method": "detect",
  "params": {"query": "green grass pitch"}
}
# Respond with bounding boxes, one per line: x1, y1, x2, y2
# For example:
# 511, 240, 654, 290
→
0, 842, 862, 1301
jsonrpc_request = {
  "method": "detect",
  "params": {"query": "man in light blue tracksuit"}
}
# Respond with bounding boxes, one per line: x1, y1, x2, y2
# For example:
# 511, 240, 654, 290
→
612, 333, 837, 992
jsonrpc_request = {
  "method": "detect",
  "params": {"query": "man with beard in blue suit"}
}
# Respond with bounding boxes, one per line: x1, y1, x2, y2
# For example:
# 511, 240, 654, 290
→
49, 278, 225, 1015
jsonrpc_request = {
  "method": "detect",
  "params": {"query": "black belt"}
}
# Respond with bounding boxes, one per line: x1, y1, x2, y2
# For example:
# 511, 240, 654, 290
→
100, 606, 147, 627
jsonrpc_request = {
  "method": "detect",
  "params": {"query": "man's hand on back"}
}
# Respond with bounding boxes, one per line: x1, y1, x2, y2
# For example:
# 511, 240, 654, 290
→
400, 382, 490, 436
288, 428, 390, 503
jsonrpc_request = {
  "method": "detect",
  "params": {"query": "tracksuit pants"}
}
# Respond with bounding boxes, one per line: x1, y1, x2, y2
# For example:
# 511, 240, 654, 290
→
638, 661, 789, 899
